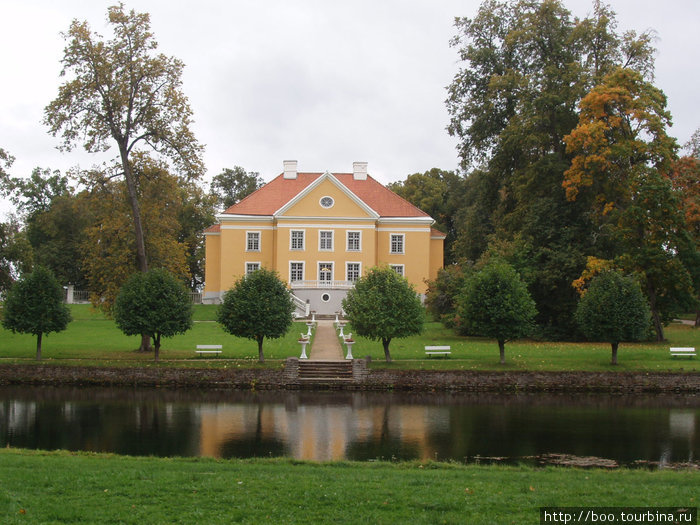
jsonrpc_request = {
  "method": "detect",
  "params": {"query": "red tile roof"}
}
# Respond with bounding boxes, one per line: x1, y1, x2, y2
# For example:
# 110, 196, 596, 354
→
222, 172, 430, 218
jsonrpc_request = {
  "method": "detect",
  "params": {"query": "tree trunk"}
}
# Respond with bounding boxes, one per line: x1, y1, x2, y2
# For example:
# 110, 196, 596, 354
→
119, 144, 148, 274
257, 336, 265, 363
154, 334, 160, 362
119, 144, 151, 353
694, 310, 699, 328
611, 342, 619, 365
36, 332, 43, 361
498, 339, 506, 365
646, 282, 665, 341
382, 338, 392, 363
139, 334, 152, 353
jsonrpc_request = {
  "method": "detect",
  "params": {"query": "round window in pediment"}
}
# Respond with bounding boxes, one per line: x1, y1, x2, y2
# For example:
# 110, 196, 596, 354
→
320, 196, 334, 209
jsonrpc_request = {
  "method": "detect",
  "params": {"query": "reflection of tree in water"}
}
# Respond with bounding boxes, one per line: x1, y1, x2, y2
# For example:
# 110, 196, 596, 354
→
345, 402, 420, 461
217, 402, 285, 459
0, 388, 200, 457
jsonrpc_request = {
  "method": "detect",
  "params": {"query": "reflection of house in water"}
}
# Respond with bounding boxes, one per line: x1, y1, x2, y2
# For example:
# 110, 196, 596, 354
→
196, 396, 450, 462
660, 410, 697, 464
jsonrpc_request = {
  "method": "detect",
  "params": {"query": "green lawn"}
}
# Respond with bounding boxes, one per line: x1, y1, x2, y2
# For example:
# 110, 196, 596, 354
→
0, 304, 697, 371
0, 449, 696, 525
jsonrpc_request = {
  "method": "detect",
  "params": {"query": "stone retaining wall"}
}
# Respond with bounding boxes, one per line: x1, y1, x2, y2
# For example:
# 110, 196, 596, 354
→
0, 364, 697, 393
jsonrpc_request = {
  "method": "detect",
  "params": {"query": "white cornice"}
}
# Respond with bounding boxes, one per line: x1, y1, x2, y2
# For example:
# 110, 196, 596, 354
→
377, 216, 435, 225
216, 214, 274, 222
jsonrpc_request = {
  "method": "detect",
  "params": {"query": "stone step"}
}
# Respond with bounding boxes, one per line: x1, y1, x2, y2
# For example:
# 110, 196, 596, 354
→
298, 361, 353, 380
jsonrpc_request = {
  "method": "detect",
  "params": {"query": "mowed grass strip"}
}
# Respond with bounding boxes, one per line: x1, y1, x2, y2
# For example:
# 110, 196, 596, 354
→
0, 305, 309, 366
0, 449, 697, 525
0, 305, 697, 371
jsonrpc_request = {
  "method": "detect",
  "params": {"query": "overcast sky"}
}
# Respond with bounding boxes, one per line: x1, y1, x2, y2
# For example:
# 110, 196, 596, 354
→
1, 0, 698, 217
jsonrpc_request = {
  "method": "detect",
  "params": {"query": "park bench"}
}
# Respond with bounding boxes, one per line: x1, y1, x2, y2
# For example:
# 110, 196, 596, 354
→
670, 347, 696, 359
196, 344, 223, 357
425, 345, 451, 358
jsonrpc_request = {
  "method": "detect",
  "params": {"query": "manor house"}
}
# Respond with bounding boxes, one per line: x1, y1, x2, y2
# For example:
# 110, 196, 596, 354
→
203, 161, 445, 314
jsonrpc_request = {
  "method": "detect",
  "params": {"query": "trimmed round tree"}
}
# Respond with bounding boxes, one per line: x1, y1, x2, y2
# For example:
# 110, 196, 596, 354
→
114, 268, 193, 362
575, 271, 650, 365
458, 261, 536, 365
217, 268, 294, 363
342, 265, 424, 363
1, 266, 72, 360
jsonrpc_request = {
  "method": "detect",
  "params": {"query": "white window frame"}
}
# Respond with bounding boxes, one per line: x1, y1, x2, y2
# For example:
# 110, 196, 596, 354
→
246, 231, 260, 252
318, 262, 334, 282
390, 264, 404, 277
319, 230, 334, 251
346, 262, 361, 282
245, 262, 261, 275
390, 233, 405, 254
290, 229, 305, 251
289, 261, 304, 283
346, 230, 361, 252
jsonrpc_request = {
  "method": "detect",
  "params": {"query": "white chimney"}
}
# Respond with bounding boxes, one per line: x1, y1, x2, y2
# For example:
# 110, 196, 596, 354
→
283, 160, 298, 179
353, 161, 368, 180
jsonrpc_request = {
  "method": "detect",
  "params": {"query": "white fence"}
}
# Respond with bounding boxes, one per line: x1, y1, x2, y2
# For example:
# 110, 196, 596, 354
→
63, 287, 203, 304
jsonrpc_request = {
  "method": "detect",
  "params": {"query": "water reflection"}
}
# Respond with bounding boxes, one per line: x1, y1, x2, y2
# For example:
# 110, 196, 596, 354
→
1, 387, 698, 466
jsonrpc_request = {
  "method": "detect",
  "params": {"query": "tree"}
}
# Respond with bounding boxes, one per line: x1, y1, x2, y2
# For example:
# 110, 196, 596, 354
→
216, 268, 294, 363
80, 156, 191, 314
387, 168, 462, 263
457, 261, 536, 364
342, 266, 424, 362
445, 0, 656, 339
210, 167, 263, 210
1, 266, 71, 360
575, 271, 650, 365
113, 268, 193, 362
0, 217, 33, 295
425, 263, 471, 327
44, 3, 204, 276
564, 68, 693, 340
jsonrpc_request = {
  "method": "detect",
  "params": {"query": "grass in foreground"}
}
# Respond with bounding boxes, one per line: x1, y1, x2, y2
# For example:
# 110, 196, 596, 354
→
0, 305, 697, 372
0, 449, 696, 524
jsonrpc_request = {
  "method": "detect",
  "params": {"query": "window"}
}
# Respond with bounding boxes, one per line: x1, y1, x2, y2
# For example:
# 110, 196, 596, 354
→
246, 231, 260, 251
290, 262, 304, 282
346, 262, 360, 282
320, 196, 334, 208
319, 230, 333, 251
318, 262, 333, 282
246, 262, 260, 275
290, 230, 305, 250
347, 231, 361, 251
390, 264, 404, 277
390, 234, 404, 254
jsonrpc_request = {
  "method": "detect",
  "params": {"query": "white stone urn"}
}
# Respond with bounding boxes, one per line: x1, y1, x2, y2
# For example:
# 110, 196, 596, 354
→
344, 339, 355, 360
298, 338, 309, 359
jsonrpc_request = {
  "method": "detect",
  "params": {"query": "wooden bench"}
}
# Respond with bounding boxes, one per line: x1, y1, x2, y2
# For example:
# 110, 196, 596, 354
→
196, 344, 223, 357
425, 345, 451, 358
670, 347, 696, 359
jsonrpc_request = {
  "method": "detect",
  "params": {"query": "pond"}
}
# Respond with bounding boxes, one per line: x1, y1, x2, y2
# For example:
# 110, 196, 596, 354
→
1, 386, 698, 467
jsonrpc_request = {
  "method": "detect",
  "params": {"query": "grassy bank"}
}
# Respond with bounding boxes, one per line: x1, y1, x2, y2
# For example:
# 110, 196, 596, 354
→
0, 305, 697, 372
0, 449, 696, 524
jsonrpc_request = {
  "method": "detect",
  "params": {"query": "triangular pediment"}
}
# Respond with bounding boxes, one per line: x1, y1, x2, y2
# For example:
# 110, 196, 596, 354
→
275, 172, 379, 219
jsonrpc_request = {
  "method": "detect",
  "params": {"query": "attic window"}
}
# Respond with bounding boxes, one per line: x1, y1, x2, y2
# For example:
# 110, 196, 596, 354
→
320, 196, 334, 209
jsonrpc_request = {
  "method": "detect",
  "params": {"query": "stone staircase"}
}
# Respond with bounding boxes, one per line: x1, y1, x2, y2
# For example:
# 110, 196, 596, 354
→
297, 360, 353, 384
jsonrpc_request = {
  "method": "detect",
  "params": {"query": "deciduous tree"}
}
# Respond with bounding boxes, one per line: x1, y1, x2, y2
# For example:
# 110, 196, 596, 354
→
217, 268, 294, 363
1, 266, 71, 360
342, 266, 424, 362
44, 3, 204, 276
457, 261, 536, 364
575, 271, 650, 365
210, 167, 263, 210
564, 68, 693, 340
114, 269, 193, 361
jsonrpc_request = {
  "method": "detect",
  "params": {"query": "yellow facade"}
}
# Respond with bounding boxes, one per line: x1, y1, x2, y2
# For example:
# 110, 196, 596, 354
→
203, 167, 445, 310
